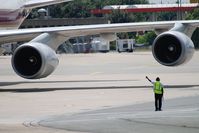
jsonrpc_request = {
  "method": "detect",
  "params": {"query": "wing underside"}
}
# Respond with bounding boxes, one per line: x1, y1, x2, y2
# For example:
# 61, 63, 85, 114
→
0, 20, 199, 44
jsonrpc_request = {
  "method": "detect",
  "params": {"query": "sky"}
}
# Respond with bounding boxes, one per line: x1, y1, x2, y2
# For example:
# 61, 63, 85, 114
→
149, 0, 190, 4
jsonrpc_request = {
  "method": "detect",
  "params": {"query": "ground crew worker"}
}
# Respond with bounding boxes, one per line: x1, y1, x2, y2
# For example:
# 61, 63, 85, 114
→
146, 76, 164, 111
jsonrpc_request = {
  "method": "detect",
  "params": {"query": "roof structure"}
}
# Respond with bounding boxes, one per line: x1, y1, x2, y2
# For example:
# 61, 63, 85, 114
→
91, 4, 199, 14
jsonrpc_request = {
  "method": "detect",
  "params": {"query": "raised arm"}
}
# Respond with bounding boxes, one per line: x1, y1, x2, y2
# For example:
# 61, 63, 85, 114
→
146, 76, 152, 83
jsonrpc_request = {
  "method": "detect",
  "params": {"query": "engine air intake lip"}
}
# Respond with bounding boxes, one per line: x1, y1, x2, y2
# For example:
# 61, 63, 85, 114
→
153, 34, 182, 65
13, 46, 42, 77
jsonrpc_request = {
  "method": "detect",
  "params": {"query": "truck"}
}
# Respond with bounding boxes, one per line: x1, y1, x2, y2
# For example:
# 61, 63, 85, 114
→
1, 43, 13, 55
91, 37, 110, 53
116, 39, 135, 53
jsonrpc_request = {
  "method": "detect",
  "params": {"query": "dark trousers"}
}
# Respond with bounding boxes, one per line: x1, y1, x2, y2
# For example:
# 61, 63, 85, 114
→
154, 93, 163, 110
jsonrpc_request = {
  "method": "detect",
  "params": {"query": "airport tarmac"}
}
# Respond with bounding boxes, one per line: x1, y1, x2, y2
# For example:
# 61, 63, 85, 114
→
0, 51, 199, 133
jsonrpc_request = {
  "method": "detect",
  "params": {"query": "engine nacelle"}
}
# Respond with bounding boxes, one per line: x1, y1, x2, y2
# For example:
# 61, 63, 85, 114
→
12, 42, 59, 79
152, 31, 194, 66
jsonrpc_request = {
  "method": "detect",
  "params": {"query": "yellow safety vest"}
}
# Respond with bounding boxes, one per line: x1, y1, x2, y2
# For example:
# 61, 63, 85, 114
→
154, 81, 163, 94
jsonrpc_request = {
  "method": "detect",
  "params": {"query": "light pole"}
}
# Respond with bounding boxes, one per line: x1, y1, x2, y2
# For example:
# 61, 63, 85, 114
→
177, 0, 182, 20
180, 0, 182, 20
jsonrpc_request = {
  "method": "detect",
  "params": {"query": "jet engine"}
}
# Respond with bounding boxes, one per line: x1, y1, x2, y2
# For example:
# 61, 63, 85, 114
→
152, 31, 194, 66
12, 42, 59, 79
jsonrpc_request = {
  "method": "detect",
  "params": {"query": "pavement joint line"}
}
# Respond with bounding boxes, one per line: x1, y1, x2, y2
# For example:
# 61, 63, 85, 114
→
77, 108, 199, 117
126, 119, 199, 129
39, 109, 199, 123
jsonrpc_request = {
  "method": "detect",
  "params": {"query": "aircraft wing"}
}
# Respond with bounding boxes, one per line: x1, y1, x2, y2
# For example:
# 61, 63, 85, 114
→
24, 0, 72, 9
0, 20, 199, 44
3, 20, 199, 79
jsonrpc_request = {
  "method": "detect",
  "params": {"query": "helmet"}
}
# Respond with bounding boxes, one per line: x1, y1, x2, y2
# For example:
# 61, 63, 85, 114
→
156, 77, 160, 81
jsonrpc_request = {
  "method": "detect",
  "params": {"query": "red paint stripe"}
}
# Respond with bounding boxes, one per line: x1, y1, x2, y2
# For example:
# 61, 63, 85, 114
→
0, 9, 25, 28
0, 9, 24, 22
91, 7, 196, 14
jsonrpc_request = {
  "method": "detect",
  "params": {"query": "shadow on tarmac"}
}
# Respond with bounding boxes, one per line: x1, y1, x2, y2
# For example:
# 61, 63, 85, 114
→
0, 79, 137, 87
0, 82, 199, 93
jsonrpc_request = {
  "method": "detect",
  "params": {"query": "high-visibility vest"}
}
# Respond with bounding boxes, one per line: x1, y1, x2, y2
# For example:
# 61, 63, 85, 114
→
154, 81, 163, 94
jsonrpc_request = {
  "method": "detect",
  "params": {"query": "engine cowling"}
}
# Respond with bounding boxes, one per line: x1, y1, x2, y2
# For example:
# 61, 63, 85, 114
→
152, 31, 194, 66
12, 42, 59, 79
